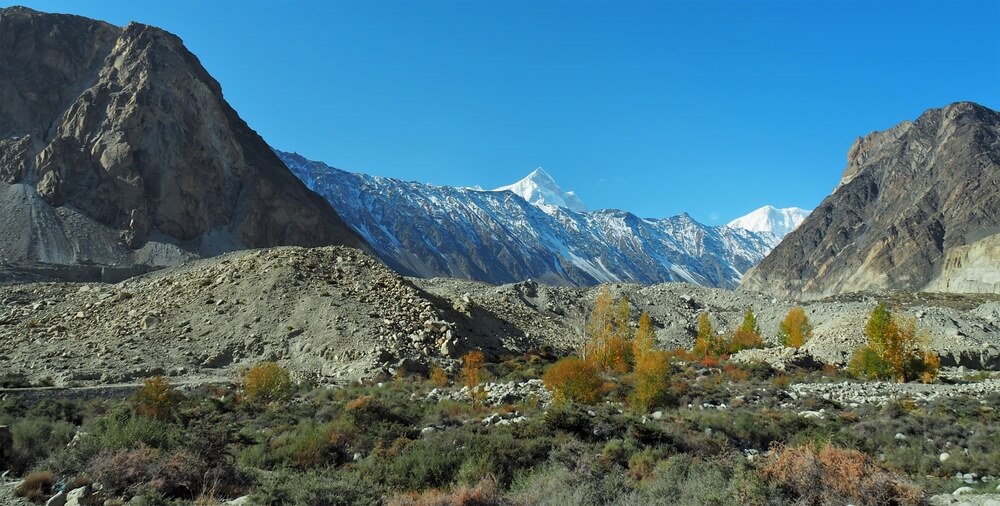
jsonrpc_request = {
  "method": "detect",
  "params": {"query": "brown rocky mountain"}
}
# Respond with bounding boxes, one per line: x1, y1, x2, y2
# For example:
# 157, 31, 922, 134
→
0, 6, 365, 272
741, 101, 1000, 299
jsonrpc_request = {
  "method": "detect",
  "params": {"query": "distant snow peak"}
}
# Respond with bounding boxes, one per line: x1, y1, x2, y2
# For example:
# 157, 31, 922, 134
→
493, 167, 587, 213
727, 205, 811, 239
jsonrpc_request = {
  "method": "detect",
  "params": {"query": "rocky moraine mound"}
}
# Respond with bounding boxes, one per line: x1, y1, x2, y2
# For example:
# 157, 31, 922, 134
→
2, 247, 998, 389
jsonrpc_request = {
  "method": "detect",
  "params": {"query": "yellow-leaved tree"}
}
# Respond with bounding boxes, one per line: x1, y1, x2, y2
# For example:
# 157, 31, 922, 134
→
848, 303, 939, 383
633, 311, 656, 360
729, 307, 764, 353
584, 286, 634, 372
779, 306, 813, 348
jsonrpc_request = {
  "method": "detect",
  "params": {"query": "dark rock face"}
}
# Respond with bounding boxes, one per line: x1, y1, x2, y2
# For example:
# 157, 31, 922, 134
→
741, 102, 1000, 299
0, 7, 365, 266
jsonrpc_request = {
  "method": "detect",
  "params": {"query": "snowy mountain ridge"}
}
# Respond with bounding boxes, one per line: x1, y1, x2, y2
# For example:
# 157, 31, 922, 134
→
277, 150, 783, 288
727, 205, 811, 239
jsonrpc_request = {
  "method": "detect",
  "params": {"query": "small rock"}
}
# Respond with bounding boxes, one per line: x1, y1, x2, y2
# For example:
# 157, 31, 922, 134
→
421, 427, 435, 436
940, 452, 951, 462
651, 411, 663, 420
45, 491, 67, 506
952, 486, 974, 495
894, 433, 907, 440
141, 315, 159, 329
65, 486, 90, 506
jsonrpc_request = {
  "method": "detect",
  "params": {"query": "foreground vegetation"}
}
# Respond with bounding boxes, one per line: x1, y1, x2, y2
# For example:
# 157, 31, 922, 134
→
2, 351, 997, 505
1, 296, 991, 505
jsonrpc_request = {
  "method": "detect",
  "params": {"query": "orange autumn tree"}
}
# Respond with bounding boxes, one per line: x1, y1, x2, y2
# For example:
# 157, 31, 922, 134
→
543, 356, 603, 404
462, 351, 486, 405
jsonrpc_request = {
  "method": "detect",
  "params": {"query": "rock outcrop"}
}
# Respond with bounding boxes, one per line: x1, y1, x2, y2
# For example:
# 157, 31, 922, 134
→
0, 7, 365, 269
741, 102, 1000, 299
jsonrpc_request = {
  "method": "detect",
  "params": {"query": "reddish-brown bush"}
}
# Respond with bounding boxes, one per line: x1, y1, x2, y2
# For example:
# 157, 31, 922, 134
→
763, 444, 923, 505
88, 447, 155, 496
149, 450, 208, 498
387, 476, 502, 506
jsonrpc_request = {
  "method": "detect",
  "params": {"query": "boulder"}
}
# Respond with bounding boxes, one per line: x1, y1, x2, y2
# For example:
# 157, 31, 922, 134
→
730, 347, 821, 372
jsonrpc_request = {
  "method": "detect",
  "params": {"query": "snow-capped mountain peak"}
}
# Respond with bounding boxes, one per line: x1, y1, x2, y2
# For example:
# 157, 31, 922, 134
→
727, 205, 811, 239
493, 167, 587, 213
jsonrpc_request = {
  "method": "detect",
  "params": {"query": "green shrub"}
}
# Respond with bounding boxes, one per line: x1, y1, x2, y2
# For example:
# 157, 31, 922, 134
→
241, 421, 345, 470
847, 346, 895, 380
7, 417, 76, 474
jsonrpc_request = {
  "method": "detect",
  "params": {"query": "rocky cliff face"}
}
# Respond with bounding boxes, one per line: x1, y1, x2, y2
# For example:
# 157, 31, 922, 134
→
741, 102, 1000, 299
0, 7, 365, 267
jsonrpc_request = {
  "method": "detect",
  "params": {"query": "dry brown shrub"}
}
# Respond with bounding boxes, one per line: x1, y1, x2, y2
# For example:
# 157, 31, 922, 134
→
387, 476, 502, 506
345, 395, 375, 411
429, 366, 449, 387
14, 470, 54, 502
723, 363, 750, 382
763, 444, 923, 505
88, 447, 155, 496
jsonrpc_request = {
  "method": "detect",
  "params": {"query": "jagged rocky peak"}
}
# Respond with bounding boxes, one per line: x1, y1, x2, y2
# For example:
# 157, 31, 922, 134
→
727, 205, 811, 239
741, 101, 1000, 299
493, 167, 588, 213
0, 6, 365, 268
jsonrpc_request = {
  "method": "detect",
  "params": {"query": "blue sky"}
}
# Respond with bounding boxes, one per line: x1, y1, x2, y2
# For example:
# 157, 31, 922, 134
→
10, 0, 999, 224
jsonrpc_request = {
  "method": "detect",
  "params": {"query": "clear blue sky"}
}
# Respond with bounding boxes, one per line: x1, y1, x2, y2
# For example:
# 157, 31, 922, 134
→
9, 0, 999, 224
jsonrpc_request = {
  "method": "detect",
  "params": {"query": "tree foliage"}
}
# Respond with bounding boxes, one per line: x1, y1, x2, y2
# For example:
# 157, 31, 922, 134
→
543, 357, 603, 404
738, 307, 761, 337
631, 350, 670, 412
779, 307, 813, 348
848, 303, 939, 383
132, 376, 183, 420
244, 362, 294, 405
692, 312, 721, 357
462, 351, 486, 404
584, 286, 635, 372
633, 311, 656, 361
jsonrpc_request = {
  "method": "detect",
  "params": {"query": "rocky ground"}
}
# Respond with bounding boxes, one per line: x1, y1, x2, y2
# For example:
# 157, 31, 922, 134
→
1, 246, 998, 398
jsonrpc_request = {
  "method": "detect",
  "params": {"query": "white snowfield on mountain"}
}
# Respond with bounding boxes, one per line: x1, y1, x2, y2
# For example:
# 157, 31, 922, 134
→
492, 167, 588, 213
727, 205, 811, 239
